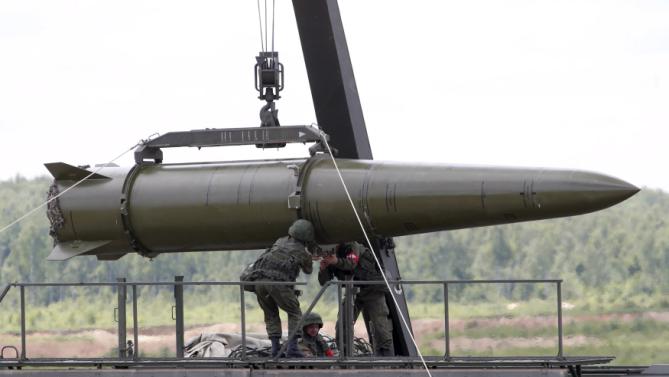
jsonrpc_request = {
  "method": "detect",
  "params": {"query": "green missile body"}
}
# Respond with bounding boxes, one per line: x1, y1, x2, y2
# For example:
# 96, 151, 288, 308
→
45, 156, 638, 260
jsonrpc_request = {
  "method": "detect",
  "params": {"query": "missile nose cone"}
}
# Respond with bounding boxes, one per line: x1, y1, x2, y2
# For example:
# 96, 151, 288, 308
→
583, 171, 640, 207
572, 170, 639, 200
591, 172, 639, 194
536, 170, 640, 216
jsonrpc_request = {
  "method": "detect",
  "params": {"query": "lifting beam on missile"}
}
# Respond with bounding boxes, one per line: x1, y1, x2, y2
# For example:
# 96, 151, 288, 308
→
134, 125, 327, 164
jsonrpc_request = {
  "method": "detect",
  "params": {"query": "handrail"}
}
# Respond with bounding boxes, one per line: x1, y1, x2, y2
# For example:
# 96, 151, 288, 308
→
0, 284, 10, 304
7, 281, 308, 287
3, 278, 565, 362
6, 279, 559, 287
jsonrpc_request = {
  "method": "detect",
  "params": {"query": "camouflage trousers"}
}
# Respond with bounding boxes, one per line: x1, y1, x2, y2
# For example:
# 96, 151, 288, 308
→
255, 284, 302, 339
338, 288, 394, 355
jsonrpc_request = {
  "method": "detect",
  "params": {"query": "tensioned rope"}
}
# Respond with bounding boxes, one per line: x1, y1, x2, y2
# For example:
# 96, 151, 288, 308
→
319, 128, 434, 377
0, 135, 157, 235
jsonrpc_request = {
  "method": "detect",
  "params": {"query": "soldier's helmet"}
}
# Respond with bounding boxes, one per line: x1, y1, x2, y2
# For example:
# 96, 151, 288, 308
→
288, 219, 315, 243
302, 312, 324, 328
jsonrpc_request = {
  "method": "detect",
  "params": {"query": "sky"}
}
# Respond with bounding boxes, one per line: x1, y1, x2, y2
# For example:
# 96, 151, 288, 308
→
0, 0, 668, 191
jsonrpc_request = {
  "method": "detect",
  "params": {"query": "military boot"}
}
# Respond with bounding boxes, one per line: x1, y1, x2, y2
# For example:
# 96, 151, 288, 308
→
285, 337, 304, 358
270, 336, 281, 357
378, 347, 395, 357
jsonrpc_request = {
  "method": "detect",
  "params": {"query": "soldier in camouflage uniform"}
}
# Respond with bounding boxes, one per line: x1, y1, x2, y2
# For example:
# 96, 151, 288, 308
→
298, 312, 334, 357
318, 242, 395, 356
252, 219, 316, 357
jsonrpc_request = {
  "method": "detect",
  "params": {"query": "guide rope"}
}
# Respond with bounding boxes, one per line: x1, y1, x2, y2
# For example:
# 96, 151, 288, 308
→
0, 135, 158, 235
318, 128, 434, 377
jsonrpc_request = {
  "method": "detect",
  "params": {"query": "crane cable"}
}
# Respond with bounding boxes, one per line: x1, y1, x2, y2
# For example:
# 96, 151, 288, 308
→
272, 0, 276, 53
318, 128, 434, 377
256, 0, 277, 54
256, 0, 265, 52
0, 134, 158, 235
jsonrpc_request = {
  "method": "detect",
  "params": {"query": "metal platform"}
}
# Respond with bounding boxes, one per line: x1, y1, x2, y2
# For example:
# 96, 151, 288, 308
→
0, 369, 571, 377
0, 363, 656, 377
0, 357, 622, 377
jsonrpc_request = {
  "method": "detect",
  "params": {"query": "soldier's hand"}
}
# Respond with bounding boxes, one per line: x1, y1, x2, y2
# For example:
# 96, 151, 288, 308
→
322, 254, 337, 266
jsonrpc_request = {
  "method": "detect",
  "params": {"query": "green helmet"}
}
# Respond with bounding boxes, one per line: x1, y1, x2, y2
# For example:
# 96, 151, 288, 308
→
288, 219, 315, 243
302, 312, 323, 328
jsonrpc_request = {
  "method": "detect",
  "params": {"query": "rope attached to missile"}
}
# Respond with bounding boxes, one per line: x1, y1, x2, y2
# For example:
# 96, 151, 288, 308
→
0, 135, 158, 235
318, 129, 434, 377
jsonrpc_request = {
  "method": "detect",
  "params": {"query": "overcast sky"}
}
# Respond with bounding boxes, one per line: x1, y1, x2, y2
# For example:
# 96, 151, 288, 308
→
1, 0, 667, 191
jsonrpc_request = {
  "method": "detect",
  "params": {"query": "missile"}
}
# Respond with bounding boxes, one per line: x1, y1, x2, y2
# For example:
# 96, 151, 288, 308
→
44, 156, 638, 261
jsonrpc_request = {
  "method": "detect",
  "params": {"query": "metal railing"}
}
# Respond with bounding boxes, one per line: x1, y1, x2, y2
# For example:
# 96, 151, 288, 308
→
0, 279, 310, 361
329, 279, 566, 359
0, 277, 570, 363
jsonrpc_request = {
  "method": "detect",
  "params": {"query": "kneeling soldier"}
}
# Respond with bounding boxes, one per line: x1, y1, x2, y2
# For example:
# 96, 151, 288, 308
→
298, 312, 334, 357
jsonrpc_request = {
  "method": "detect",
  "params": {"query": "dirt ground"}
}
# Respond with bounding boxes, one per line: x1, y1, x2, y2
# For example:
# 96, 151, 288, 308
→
1, 312, 666, 358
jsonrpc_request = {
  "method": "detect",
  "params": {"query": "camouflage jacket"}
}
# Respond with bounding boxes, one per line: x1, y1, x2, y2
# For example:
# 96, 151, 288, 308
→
253, 236, 313, 282
298, 333, 331, 357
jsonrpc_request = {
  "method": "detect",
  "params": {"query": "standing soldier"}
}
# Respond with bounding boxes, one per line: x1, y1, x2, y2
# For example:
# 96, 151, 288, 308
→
318, 242, 395, 356
250, 219, 317, 357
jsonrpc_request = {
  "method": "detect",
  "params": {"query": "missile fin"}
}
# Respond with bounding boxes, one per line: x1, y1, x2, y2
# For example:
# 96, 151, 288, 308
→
47, 240, 112, 261
44, 162, 110, 181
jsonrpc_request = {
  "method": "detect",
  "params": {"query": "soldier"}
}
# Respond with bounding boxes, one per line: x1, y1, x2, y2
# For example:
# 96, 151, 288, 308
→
318, 242, 395, 356
298, 312, 335, 357
251, 219, 317, 357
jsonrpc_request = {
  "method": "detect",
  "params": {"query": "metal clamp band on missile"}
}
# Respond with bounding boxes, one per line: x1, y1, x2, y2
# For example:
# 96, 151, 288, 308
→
44, 125, 639, 261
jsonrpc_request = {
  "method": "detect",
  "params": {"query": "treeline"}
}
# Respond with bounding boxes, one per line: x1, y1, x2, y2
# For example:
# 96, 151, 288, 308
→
1, 176, 668, 309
